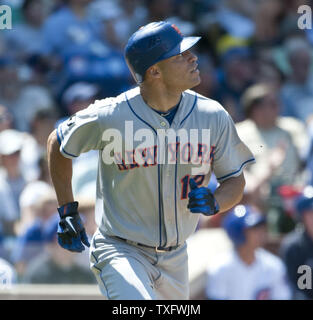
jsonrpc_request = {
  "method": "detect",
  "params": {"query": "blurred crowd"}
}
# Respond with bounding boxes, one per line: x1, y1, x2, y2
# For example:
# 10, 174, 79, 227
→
0, 0, 313, 299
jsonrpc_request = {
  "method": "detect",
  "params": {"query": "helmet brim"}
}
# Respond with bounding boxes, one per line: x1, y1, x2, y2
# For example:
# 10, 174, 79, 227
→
162, 36, 201, 60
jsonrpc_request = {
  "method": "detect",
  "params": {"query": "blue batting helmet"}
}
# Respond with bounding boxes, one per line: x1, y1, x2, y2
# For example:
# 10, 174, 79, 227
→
124, 21, 201, 83
295, 185, 313, 218
223, 205, 266, 246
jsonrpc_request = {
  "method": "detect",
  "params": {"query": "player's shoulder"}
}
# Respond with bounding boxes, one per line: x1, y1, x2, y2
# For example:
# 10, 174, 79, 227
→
123, 86, 140, 101
88, 97, 116, 109
85, 95, 121, 118
185, 90, 229, 117
76, 87, 139, 121
256, 248, 286, 272
185, 90, 225, 110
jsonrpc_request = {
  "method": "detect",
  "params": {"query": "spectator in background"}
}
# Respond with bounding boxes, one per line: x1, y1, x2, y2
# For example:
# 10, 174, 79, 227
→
145, 0, 175, 22
30, 109, 59, 153
61, 81, 100, 116
206, 205, 291, 300
37, 153, 53, 185
89, 0, 148, 50
13, 85, 55, 132
39, 0, 131, 99
12, 188, 57, 276
236, 83, 305, 234
252, 0, 285, 50
4, 0, 47, 63
0, 59, 23, 115
280, 36, 313, 124
118, 0, 148, 44
0, 58, 55, 133
215, 36, 256, 122
0, 105, 13, 132
0, 31, 6, 56
212, 0, 256, 40
254, 59, 285, 91
39, 0, 101, 64
280, 186, 313, 300
91, 0, 125, 50
22, 213, 96, 284
16, 109, 59, 182
0, 130, 28, 236
15, 181, 55, 237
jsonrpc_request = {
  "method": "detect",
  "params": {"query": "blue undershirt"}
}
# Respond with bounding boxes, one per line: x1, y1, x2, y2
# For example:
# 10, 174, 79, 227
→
152, 96, 181, 125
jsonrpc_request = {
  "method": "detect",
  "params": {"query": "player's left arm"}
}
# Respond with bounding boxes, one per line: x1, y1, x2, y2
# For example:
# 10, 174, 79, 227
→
187, 173, 245, 216
213, 172, 245, 213
188, 106, 253, 216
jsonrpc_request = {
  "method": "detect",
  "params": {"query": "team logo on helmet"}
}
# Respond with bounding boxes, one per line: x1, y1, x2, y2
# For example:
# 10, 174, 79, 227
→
148, 35, 161, 49
171, 24, 182, 35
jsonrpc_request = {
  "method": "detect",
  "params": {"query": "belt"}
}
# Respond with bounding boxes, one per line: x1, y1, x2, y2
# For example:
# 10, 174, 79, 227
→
114, 236, 180, 252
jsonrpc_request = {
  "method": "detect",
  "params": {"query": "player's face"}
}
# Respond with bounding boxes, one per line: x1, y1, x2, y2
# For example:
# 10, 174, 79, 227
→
157, 50, 201, 90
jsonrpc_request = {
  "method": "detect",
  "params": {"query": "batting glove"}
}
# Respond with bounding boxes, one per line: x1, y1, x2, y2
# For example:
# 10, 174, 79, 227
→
187, 178, 220, 216
57, 201, 90, 252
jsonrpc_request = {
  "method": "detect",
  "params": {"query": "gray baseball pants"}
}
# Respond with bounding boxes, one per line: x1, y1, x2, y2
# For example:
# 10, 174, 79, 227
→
89, 229, 189, 300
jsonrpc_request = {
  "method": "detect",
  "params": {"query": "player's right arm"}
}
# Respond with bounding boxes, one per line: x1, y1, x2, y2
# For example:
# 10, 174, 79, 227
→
47, 105, 109, 252
47, 129, 90, 252
47, 103, 105, 204
47, 129, 74, 206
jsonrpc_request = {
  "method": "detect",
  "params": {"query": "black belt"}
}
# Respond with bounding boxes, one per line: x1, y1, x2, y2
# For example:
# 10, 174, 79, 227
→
114, 236, 180, 252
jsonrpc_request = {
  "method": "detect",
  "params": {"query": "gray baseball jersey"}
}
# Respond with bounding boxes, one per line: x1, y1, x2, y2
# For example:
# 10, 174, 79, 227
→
57, 87, 255, 249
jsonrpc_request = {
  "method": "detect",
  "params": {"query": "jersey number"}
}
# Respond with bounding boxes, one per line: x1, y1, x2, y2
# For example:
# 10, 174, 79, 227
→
180, 175, 204, 199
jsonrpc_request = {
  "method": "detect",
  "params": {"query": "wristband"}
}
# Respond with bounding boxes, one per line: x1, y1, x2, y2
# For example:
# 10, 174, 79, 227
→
57, 201, 79, 218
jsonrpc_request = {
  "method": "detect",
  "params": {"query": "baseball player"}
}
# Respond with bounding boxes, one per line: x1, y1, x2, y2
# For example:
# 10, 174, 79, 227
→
47, 21, 255, 300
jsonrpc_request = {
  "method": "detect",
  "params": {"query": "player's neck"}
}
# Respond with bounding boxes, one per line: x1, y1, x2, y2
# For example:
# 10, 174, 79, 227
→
140, 83, 182, 113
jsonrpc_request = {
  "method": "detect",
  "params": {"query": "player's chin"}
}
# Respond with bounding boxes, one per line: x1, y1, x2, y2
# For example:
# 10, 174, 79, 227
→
189, 73, 201, 88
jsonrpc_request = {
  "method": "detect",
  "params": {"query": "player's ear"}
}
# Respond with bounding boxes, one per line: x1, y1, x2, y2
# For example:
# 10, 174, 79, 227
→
146, 65, 161, 80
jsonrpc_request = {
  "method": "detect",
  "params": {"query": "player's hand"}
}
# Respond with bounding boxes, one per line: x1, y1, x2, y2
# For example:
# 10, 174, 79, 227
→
187, 178, 220, 216
57, 201, 90, 252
